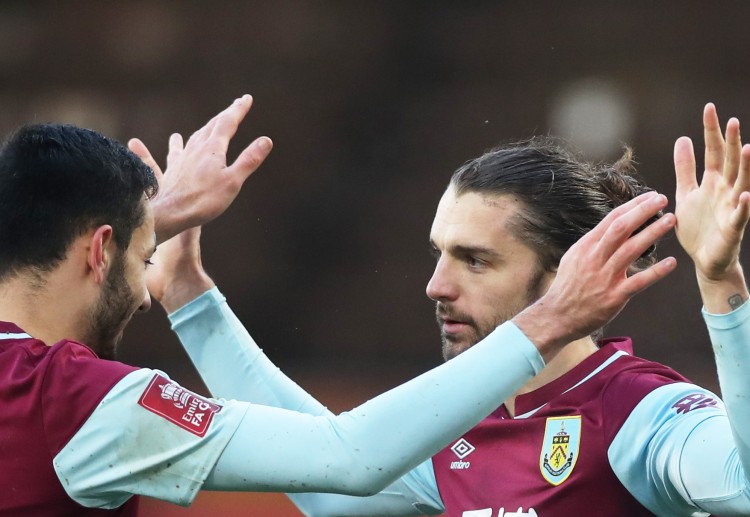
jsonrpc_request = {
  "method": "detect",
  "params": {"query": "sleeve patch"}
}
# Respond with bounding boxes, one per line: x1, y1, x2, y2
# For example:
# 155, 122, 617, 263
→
671, 393, 718, 414
137, 374, 222, 436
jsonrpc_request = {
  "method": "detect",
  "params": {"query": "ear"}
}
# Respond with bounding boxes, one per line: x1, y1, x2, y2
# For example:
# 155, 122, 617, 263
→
88, 225, 115, 284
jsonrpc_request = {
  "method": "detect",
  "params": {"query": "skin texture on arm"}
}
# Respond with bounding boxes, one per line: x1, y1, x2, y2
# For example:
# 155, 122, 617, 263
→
129, 95, 273, 244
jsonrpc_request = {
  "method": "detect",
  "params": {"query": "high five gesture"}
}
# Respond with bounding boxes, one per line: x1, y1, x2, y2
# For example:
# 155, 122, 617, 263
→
674, 103, 750, 313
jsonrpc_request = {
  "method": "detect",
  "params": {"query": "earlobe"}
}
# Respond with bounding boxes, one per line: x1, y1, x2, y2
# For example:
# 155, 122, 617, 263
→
89, 225, 114, 284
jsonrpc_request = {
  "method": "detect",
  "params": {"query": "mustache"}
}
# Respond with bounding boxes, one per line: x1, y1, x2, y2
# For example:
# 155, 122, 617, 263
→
435, 302, 476, 326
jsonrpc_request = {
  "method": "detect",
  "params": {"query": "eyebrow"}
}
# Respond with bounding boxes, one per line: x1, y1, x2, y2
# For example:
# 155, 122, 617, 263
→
429, 240, 502, 260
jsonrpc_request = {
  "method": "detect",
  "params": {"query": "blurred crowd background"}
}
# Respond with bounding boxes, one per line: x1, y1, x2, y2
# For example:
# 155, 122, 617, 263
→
3, 2, 749, 515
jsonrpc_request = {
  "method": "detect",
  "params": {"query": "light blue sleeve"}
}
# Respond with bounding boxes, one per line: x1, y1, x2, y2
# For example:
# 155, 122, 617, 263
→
608, 383, 733, 516
204, 309, 542, 497
286, 459, 444, 517
172, 289, 444, 514
170, 288, 329, 415
171, 288, 542, 506
608, 300, 750, 516
53, 369, 249, 509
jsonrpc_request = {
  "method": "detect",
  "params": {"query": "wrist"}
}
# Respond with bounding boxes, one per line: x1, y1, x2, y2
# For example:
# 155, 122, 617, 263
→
158, 272, 215, 313
696, 264, 749, 314
151, 195, 187, 245
512, 300, 571, 364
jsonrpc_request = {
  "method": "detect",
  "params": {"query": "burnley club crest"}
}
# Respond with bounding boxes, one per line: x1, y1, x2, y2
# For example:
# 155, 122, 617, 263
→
539, 415, 581, 486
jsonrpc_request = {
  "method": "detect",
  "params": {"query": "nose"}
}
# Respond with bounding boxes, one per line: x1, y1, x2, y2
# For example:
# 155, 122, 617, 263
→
138, 290, 152, 313
426, 258, 458, 302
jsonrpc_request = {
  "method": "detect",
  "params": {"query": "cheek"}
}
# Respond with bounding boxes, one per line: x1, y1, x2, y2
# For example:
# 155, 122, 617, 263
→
461, 281, 504, 318
125, 263, 147, 299
473, 276, 531, 320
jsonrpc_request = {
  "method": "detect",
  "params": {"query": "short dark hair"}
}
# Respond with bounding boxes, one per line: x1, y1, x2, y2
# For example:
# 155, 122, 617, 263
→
450, 136, 658, 273
0, 124, 158, 281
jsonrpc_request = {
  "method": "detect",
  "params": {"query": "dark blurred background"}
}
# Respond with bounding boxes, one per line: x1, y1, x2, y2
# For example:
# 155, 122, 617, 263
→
3, 1, 749, 514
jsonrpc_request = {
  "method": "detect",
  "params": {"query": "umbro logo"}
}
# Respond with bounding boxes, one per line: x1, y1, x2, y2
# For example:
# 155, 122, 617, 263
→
450, 438, 475, 470
451, 438, 475, 459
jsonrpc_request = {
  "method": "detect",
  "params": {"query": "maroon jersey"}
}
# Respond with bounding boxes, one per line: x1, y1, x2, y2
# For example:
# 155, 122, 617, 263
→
432, 338, 689, 516
0, 322, 139, 516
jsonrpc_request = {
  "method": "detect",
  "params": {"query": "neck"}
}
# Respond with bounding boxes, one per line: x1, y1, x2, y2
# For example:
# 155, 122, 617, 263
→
0, 267, 92, 346
504, 335, 598, 417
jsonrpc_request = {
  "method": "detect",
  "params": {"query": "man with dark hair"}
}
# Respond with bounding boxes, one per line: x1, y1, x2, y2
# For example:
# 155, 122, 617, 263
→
157, 103, 750, 515
0, 95, 672, 515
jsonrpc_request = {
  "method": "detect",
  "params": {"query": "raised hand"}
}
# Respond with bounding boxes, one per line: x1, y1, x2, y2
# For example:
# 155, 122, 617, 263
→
146, 226, 215, 314
129, 95, 273, 243
674, 103, 750, 312
514, 192, 676, 361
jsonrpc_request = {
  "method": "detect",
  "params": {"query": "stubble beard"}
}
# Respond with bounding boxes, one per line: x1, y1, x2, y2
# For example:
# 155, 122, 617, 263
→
82, 252, 138, 360
438, 306, 512, 362
437, 267, 549, 362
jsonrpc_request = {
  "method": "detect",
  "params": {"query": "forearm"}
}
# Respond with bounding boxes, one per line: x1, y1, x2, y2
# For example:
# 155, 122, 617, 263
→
174, 290, 441, 514
287, 466, 443, 517
704, 299, 750, 468
170, 288, 330, 414
205, 320, 543, 495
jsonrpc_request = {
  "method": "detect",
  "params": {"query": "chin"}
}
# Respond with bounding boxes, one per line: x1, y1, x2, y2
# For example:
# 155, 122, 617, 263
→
442, 326, 489, 362
441, 338, 472, 362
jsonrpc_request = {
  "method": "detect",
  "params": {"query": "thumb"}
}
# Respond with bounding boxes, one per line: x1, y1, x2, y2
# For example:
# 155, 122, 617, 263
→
128, 138, 164, 181
227, 136, 273, 183
674, 136, 698, 204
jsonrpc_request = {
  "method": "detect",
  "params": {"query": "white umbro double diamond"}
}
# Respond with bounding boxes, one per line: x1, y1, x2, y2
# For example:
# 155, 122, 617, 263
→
451, 438, 476, 459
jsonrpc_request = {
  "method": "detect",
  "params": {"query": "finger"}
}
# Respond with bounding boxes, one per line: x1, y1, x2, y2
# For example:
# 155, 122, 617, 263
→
734, 144, 750, 198
226, 136, 273, 183
674, 136, 698, 203
620, 256, 677, 297
210, 94, 254, 151
166, 133, 184, 172
729, 191, 750, 234
128, 138, 164, 180
724, 117, 742, 185
580, 191, 658, 243
704, 102, 725, 173
596, 194, 669, 260
608, 213, 676, 273
187, 96, 243, 144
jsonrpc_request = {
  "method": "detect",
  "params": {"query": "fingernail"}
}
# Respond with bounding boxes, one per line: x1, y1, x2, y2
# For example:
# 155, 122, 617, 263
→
258, 137, 272, 151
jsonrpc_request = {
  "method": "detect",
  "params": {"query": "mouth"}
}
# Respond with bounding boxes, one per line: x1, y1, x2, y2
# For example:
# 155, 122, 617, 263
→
436, 302, 477, 337
438, 316, 472, 336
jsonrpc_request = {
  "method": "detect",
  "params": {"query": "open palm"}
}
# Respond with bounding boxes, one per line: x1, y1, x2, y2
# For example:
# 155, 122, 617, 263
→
674, 103, 750, 282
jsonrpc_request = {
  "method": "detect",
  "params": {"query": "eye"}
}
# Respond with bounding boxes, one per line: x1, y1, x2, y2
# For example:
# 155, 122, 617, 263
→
145, 259, 154, 268
466, 255, 486, 269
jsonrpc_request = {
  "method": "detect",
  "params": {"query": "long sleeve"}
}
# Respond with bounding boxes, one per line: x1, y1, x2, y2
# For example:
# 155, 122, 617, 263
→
170, 290, 543, 506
